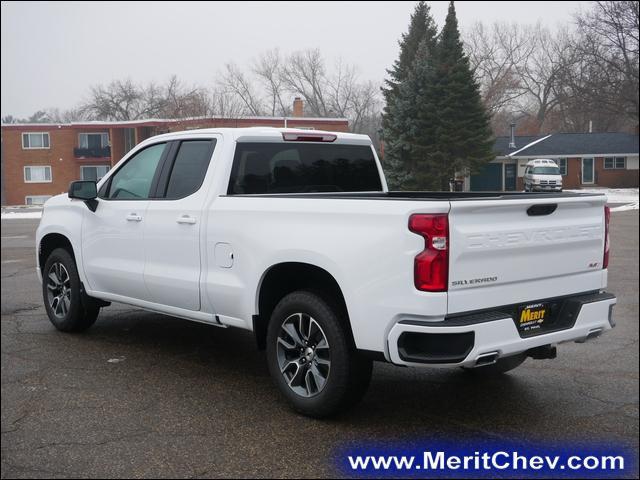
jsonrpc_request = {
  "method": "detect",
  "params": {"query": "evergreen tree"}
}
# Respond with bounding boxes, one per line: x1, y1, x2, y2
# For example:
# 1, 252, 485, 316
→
381, 1, 438, 189
395, 39, 439, 190
382, 1, 437, 117
427, 1, 494, 190
383, 1, 494, 191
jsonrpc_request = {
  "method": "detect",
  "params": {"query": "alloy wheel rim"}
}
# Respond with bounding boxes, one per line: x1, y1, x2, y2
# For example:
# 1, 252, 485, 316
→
276, 313, 331, 398
46, 262, 71, 319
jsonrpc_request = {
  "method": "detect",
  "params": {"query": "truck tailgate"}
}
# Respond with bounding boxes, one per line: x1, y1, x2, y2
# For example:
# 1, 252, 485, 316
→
447, 195, 608, 314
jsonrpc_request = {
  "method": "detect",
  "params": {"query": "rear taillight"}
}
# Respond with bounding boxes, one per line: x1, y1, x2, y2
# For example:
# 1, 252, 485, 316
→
603, 205, 611, 269
409, 214, 449, 292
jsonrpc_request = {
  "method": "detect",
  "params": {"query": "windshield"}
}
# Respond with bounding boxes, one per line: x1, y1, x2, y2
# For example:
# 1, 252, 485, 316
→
531, 166, 560, 175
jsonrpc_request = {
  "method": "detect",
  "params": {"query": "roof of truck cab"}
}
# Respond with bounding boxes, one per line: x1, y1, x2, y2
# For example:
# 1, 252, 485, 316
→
147, 127, 371, 144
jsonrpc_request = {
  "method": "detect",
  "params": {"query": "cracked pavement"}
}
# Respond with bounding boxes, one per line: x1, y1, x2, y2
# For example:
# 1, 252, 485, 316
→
1, 213, 638, 478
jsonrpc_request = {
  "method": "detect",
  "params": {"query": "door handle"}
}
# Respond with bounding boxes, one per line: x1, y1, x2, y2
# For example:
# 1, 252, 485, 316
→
527, 204, 557, 216
177, 215, 197, 225
126, 213, 142, 222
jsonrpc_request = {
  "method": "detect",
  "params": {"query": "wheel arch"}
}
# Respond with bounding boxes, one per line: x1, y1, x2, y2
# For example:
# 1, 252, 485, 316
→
39, 233, 77, 272
253, 262, 353, 350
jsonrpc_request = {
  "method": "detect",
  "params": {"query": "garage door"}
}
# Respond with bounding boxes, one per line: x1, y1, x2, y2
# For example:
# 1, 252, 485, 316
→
470, 163, 503, 191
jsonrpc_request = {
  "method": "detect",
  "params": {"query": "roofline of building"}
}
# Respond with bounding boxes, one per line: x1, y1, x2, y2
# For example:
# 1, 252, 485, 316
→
507, 134, 553, 157
498, 152, 640, 159
0, 115, 349, 130
496, 131, 639, 139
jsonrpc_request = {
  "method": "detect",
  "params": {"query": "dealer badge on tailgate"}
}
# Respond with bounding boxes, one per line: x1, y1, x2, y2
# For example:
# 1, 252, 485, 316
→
518, 302, 548, 335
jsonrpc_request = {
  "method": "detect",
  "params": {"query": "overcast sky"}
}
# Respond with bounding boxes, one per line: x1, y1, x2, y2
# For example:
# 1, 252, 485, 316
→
1, 1, 585, 118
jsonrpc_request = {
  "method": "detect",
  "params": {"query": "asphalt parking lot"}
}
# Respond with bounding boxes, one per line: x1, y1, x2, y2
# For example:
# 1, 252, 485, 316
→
1, 212, 638, 478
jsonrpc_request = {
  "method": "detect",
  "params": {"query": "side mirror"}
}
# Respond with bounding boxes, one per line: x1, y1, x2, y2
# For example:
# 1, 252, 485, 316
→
69, 180, 97, 200
68, 181, 98, 211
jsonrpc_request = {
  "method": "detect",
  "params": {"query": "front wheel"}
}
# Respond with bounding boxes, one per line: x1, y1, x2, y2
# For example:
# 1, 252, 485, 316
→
42, 248, 100, 332
266, 291, 372, 418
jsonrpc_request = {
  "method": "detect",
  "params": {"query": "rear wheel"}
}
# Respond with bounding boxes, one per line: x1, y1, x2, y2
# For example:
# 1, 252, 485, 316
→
266, 291, 372, 418
463, 353, 527, 376
42, 248, 100, 332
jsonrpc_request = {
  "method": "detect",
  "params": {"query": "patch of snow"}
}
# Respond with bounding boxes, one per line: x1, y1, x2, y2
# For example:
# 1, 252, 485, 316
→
1, 211, 43, 220
107, 357, 126, 364
565, 187, 639, 204
611, 202, 639, 212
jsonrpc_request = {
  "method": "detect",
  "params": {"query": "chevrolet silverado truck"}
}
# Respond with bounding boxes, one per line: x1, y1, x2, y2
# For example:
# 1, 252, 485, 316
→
36, 128, 617, 417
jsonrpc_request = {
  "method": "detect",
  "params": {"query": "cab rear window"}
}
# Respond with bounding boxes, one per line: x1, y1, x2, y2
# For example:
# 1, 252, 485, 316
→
227, 143, 382, 194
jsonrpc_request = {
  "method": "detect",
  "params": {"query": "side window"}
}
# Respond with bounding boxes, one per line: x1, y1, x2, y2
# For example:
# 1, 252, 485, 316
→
164, 140, 215, 199
106, 143, 166, 200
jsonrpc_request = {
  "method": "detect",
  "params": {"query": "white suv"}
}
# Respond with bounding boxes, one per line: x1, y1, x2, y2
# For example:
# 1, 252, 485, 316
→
524, 159, 563, 192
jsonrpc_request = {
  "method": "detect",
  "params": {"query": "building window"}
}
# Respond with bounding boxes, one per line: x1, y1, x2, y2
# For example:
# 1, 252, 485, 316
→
79, 132, 109, 149
554, 158, 567, 175
81, 165, 111, 181
124, 128, 136, 153
24, 166, 52, 183
25, 195, 52, 205
22, 132, 50, 149
603, 157, 626, 169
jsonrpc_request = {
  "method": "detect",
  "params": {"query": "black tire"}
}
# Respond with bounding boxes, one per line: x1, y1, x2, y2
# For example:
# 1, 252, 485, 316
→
463, 353, 527, 376
266, 291, 372, 418
42, 248, 100, 332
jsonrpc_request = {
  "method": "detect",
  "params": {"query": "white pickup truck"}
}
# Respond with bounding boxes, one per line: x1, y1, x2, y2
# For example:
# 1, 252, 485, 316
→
36, 128, 616, 417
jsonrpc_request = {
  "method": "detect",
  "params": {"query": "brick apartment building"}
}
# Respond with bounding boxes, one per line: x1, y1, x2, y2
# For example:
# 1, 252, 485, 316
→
0, 99, 349, 205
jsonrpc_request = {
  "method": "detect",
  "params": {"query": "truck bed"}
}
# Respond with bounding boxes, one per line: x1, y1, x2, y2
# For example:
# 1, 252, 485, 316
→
225, 191, 605, 201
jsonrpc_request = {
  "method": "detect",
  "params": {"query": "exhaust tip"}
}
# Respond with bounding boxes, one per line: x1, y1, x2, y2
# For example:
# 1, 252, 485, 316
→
475, 351, 499, 366
575, 328, 604, 344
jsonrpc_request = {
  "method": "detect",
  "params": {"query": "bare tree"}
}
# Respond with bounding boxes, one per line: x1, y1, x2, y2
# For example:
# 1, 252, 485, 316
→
465, 22, 533, 116
81, 77, 217, 121
281, 49, 330, 116
513, 24, 572, 132
465, 22, 564, 133
346, 81, 380, 135
325, 59, 358, 117
162, 75, 213, 118
253, 49, 289, 116
279, 49, 380, 134
19, 49, 381, 136
45, 107, 88, 123
573, 0, 639, 122
470, 2, 639, 134
219, 63, 264, 116
81, 79, 166, 121
210, 85, 249, 118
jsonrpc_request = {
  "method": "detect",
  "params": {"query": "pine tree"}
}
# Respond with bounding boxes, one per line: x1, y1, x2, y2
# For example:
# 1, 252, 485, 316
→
382, 1, 437, 117
381, 1, 438, 189
427, 1, 494, 190
397, 39, 439, 190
